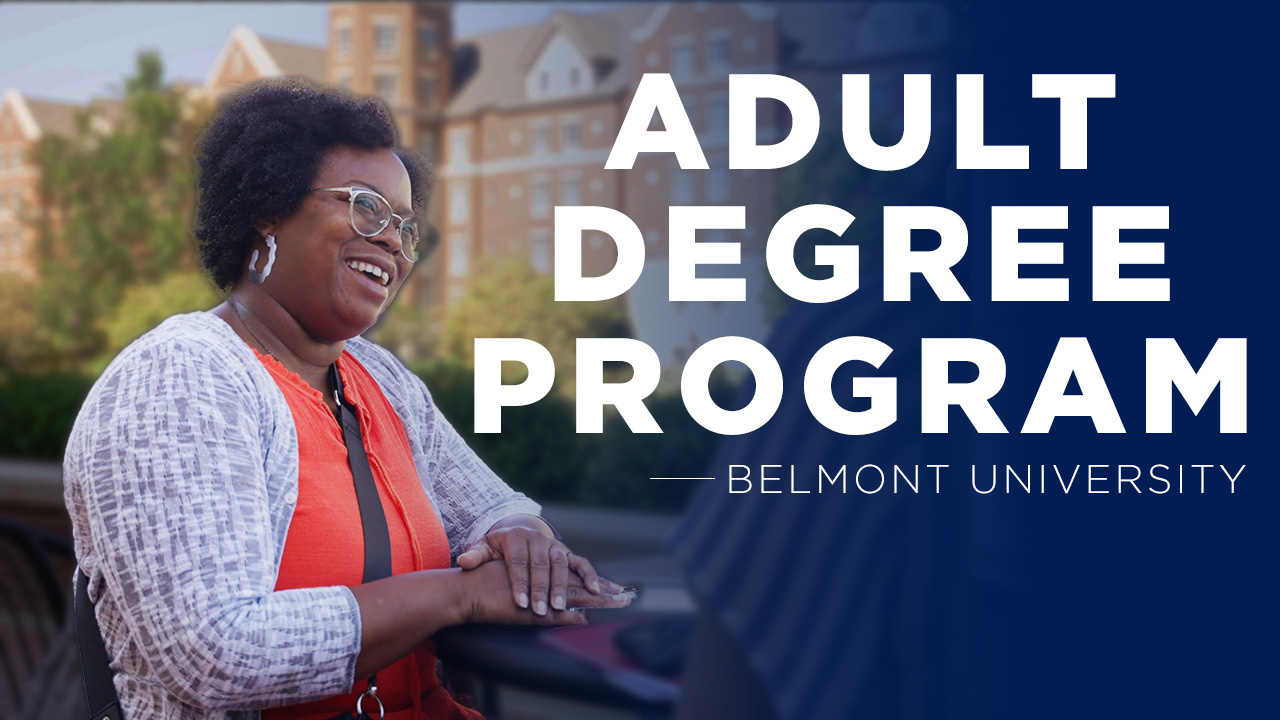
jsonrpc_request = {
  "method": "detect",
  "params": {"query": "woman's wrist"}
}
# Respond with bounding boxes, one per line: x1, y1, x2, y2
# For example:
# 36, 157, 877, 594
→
487, 513, 556, 539
422, 567, 473, 628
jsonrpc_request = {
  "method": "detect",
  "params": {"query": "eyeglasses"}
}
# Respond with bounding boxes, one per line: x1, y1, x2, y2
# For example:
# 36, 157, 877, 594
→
309, 186, 426, 262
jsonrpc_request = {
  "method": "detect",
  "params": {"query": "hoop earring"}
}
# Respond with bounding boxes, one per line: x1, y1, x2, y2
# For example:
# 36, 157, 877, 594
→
249, 234, 277, 286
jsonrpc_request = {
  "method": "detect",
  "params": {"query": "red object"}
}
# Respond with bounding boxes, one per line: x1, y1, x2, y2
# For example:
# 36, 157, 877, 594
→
539, 621, 681, 703
257, 350, 483, 720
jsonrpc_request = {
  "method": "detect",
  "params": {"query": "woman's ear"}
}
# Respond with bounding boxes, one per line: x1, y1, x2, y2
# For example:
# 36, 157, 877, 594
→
252, 219, 277, 240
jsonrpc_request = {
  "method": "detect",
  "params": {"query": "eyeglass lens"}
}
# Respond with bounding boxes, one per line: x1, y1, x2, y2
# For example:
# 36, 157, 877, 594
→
350, 191, 421, 261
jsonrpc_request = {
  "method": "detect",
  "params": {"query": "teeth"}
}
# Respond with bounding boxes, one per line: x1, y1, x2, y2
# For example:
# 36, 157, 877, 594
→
346, 260, 390, 286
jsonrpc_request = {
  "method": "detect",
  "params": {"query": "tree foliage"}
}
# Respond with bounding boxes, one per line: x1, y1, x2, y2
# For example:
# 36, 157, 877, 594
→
23, 52, 212, 370
432, 258, 631, 391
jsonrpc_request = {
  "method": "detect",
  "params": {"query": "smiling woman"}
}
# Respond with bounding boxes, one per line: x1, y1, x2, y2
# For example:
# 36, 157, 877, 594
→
61, 79, 631, 720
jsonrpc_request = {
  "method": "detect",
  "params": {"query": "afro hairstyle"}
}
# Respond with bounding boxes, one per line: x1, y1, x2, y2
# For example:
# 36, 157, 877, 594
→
193, 78, 431, 289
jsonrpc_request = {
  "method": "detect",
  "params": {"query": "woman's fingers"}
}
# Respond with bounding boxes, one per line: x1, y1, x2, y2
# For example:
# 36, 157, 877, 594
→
549, 544, 572, 611
567, 552, 602, 594
526, 534, 554, 615
456, 539, 497, 570
504, 536, 532, 609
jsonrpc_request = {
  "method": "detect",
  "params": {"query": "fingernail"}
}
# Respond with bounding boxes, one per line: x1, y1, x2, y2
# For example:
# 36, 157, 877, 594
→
535, 600, 547, 615
518, 593, 528, 608
553, 595, 565, 610
590, 579, 600, 593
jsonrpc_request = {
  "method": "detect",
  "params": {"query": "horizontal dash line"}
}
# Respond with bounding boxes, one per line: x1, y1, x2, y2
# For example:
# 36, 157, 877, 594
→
650, 477, 714, 480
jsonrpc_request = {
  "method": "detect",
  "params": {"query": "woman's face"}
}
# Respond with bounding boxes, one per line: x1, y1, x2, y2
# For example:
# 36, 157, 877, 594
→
258, 145, 415, 342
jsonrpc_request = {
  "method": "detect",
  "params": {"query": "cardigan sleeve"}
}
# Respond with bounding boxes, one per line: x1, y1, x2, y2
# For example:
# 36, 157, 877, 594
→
419, 380, 543, 559
64, 338, 363, 711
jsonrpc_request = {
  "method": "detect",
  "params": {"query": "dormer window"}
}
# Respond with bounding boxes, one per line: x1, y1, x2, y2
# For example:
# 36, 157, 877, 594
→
526, 32, 593, 100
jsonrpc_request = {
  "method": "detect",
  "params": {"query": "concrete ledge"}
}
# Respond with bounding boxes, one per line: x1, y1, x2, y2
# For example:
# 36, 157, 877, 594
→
0, 459, 63, 506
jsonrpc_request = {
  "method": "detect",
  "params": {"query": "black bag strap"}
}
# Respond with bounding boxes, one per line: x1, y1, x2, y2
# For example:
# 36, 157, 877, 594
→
75, 567, 122, 720
330, 362, 393, 584
331, 362, 389, 718
73, 362, 394, 720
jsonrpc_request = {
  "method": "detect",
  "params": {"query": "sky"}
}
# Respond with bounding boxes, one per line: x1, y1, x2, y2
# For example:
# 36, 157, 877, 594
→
0, 2, 621, 103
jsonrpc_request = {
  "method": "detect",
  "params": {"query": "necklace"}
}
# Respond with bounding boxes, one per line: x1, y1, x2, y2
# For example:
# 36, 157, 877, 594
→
229, 299, 278, 361
229, 299, 343, 416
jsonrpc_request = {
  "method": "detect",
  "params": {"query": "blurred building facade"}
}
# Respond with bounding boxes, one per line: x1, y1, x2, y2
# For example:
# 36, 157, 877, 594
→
1, 1, 950, 365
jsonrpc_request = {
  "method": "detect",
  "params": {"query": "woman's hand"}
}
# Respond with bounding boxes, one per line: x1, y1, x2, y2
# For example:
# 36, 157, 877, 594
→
458, 559, 632, 626
456, 515, 625, 616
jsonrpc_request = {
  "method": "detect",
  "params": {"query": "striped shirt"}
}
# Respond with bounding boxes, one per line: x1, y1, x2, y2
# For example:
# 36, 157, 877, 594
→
63, 311, 539, 720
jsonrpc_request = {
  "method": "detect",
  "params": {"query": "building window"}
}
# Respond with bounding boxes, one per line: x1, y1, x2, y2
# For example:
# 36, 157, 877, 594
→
449, 233, 469, 277
374, 21, 399, 57
418, 134, 435, 162
531, 121, 550, 154
707, 164, 729, 202
336, 26, 352, 59
418, 23, 438, 55
530, 175, 551, 219
449, 128, 470, 165
531, 229, 552, 273
449, 183, 470, 224
707, 93, 729, 138
561, 118, 580, 150
561, 172, 581, 206
670, 157, 692, 203
681, 94, 697, 130
569, 66, 582, 89
374, 72, 399, 105
671, 38, 695, 79
417, 74, 437, 108
707, 34, 731, 74
539, 71, 550, 92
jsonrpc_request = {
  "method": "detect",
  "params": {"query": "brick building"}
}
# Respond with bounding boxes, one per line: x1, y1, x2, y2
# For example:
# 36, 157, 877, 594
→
1, 1, 950, 365
311, 2, 791, 363
0, 90, 124, 276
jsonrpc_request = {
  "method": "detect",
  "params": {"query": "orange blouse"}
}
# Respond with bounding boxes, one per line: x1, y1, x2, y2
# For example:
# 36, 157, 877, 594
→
256, 349, 483, 720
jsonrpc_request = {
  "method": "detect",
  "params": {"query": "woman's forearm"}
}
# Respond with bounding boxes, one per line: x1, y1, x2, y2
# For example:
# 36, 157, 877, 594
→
348, 568, 469, 680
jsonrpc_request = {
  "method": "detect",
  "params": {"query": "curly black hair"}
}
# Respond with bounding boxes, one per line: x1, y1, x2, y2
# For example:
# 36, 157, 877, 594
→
194, 78, 431, 289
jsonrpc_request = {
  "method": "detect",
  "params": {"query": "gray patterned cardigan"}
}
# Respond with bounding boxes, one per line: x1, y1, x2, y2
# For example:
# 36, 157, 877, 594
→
63, 311, 541, 719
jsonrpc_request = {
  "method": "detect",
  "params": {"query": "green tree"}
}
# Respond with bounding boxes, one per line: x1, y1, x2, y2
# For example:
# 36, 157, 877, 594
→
25, 52, 211, 370
432, 259, 631, 392
93, 270, 220, 372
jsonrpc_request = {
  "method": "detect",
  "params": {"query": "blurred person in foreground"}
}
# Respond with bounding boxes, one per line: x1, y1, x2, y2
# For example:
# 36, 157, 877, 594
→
62, 79, 631, 720
669, 281, 1014, 720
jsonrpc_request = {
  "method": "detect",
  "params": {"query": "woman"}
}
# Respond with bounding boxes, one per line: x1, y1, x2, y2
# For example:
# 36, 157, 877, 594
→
62, 79, 631, 720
